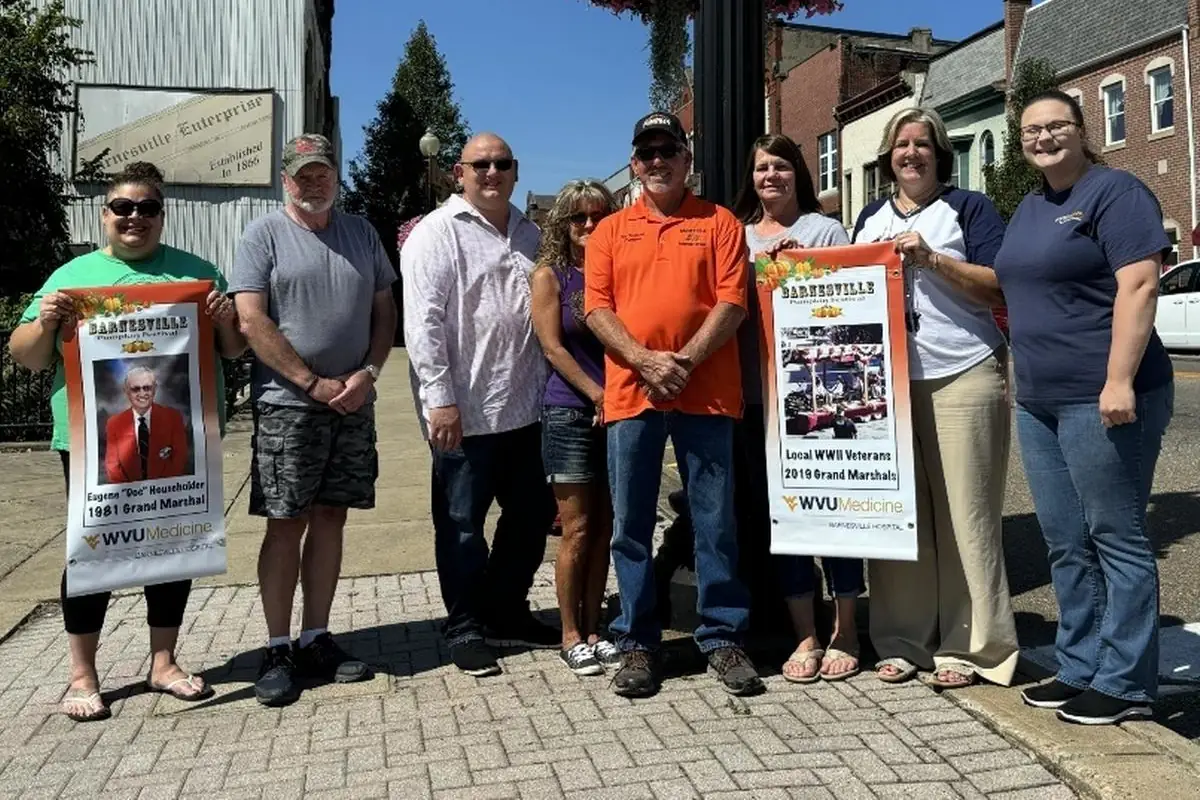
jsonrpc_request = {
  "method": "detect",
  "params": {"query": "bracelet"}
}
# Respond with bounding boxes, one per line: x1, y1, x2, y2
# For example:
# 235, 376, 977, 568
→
931, 253, 941, 271
303, 375, 319, 395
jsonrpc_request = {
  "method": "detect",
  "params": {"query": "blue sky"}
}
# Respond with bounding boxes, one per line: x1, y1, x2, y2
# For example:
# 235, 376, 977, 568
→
331, 0, 1011, 199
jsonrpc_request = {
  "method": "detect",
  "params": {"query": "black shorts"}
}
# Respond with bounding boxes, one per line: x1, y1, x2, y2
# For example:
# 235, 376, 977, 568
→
249, 402, 378, 518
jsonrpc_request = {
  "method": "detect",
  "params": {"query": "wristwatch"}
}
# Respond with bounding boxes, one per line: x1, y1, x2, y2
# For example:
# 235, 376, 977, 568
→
363, 364, 381, 382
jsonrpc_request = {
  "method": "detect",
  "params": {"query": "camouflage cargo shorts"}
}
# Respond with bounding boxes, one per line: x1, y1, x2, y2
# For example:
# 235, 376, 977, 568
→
249, 402, 378, 518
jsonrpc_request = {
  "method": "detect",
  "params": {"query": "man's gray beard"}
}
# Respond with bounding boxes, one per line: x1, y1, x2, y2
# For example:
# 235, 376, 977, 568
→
292, 196, 335, 214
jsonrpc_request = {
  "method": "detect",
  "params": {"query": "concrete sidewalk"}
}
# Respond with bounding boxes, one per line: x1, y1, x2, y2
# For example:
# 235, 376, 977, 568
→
0, 351, 537, 635
0, 350, 1191, 797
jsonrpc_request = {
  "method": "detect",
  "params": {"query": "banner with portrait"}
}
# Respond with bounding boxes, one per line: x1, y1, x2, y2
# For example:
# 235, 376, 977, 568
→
61, 281, 226, 596
756, 242, 918, 561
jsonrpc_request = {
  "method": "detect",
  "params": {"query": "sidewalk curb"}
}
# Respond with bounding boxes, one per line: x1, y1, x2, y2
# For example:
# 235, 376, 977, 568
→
0, 441, 50, 453
946, 657, 1200, 798
656, 502, 1200, 797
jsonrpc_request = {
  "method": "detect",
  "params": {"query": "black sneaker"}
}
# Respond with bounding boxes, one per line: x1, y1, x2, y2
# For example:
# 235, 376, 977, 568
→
255, 644, 299, 706
612, 650, 658, 698
484, 611, 560, 649
295, 633, 371, 684
451, 639, 502, 677
560, 642, 604, 676
1056, 689, 1152, 725
1022, 679, 1085, 709
708, 646, 765, 696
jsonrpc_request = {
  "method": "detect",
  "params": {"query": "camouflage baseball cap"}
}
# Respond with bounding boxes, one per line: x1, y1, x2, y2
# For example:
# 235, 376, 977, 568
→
282, 134, 337, 176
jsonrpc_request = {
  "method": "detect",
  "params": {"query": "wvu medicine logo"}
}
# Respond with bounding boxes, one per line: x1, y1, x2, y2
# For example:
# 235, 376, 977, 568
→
82, 534, 100, 550
783, 496, 799, 512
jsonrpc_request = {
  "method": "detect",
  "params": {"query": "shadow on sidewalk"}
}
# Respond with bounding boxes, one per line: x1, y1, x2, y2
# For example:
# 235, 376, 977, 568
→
1014, 609, 1200, 741
1003, 490, 1200, 598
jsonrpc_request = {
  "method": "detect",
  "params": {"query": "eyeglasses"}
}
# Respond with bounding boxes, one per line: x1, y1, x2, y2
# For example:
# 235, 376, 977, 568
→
460, 158, 515, 172
568, 211, 608, 226
106, 198, 163, 218
128, 385, 155, 394
1019, 120, 1076, 142
634, 143, 681, 162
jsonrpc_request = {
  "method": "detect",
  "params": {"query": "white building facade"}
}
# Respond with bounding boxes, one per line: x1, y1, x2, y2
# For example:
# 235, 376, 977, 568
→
45, 0, 337, 274
838, 74, 925, 230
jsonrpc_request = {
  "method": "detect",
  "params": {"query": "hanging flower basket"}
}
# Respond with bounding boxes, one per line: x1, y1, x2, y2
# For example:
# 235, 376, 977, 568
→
586, 1, 842, 20
585, 1, 843, 111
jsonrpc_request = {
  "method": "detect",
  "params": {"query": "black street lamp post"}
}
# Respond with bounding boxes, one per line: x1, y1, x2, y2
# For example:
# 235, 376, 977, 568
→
694, 0, 789, 634
693, 0, 765, 208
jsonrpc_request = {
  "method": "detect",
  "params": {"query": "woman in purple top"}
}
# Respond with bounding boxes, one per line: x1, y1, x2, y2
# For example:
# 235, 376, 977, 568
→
531, 180, 619, 677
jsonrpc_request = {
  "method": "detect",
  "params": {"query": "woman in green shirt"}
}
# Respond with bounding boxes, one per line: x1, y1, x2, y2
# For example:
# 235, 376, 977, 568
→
9, 162, 246, 721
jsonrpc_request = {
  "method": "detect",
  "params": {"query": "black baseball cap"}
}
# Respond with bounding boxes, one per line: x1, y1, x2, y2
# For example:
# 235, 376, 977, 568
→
631, 112, 686, 145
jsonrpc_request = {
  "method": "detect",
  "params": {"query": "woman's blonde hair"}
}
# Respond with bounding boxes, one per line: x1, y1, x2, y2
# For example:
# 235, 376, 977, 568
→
877, 107, 955, 186
534, 179, 618, 270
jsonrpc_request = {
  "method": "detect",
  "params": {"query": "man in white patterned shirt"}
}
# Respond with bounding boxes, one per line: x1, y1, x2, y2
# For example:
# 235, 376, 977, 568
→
401, 133, 558, 676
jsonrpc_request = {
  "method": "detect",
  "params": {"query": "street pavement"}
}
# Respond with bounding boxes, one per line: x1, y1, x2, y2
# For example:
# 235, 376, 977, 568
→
662, 355, 1200, 741
0, 350, 1195, 797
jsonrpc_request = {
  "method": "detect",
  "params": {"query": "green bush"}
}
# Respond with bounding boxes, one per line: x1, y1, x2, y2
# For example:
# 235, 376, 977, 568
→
0, 295, 32, 330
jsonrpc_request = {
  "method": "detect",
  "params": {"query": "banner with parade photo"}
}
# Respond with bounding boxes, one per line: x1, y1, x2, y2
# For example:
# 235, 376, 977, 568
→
755, 242, 918, 561
61, 281, 226, 596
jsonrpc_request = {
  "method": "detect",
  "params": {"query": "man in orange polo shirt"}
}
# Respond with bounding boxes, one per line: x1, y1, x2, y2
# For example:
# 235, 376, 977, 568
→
584, 112, 762, 698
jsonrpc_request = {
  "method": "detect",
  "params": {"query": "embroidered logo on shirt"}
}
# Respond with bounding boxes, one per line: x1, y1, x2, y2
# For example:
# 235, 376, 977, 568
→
1055, 211, 1086, 225
678, 227, 707, 246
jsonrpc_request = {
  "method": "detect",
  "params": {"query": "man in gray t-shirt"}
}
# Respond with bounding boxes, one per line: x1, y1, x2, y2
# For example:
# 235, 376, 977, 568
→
230, 133, 397, 708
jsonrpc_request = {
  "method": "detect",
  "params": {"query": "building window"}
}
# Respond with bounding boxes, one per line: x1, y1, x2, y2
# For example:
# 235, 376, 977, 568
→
1150, 66, 1174, 132
1102, 79, 1126, 145
950, 141, 971, 190
1165, 225, 1180, 267
864, 163, 878, 202
981, 131, 996, 168
818, 132, 837, 194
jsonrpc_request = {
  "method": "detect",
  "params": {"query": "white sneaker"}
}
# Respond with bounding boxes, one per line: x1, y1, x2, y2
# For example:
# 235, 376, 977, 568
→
592, 638, 622, 668
559, 642, 603, 676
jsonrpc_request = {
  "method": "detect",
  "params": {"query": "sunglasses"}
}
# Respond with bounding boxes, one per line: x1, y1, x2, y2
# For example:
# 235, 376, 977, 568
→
128, 385, 155, 393
568, 211, 608, 226
106, 198, 163, 218
634, 143, 681, 162
460, 158, 515, 172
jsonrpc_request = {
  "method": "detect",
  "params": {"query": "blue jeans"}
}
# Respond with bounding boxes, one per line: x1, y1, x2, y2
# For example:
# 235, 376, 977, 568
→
608, 411, 750, 653
430, 423, 556, 647
1016, 382, 1173, 702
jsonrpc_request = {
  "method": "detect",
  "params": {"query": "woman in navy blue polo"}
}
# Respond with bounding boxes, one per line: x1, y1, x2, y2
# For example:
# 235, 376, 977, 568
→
994, 89, 1174, 726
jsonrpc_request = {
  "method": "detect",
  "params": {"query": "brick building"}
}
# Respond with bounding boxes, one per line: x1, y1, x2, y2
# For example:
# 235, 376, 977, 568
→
1013, 0, 1200, 265
767, 24, 954, 216
673, 24, 954, 216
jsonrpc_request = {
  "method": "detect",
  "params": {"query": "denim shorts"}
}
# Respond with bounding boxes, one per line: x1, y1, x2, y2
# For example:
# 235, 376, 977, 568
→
541, 405, 606, 484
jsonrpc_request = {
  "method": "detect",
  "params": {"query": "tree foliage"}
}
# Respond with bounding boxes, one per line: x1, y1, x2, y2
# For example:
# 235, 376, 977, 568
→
983, 58, 1058, 221
341, 21, 468, 267
0, 0, 94, 298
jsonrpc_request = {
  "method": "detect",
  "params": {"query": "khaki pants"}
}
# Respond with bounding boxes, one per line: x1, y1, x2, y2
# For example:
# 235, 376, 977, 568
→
869, 349, 1019, 685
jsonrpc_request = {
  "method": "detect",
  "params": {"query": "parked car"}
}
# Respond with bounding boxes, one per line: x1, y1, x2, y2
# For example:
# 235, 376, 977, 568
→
1157, 259, 1200, 350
